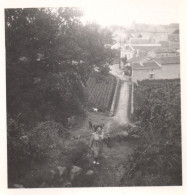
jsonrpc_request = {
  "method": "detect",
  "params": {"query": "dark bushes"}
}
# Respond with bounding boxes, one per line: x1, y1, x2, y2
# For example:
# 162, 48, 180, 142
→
120, 79, 182, 186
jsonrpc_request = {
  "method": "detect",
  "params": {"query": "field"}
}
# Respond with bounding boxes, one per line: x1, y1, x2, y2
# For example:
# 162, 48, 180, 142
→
121, 79, 182, 186
86, 75, 116, 112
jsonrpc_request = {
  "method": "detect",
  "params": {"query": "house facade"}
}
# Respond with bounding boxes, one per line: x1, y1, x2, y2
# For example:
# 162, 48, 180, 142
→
132, 56, 180, 82
154, 57, 180, 79
132, 61, 161, 82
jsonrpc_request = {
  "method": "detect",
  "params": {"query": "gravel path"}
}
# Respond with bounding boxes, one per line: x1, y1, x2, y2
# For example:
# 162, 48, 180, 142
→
110, 64, 130, 125
113, 81, 129, 125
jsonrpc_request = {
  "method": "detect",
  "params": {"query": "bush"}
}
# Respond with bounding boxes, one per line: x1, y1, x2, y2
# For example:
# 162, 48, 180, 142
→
120, 79, 182, 186
7, 119, 69, 186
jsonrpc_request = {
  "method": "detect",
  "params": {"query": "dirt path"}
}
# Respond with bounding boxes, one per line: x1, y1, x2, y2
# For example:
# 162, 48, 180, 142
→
105, 64, 130, 127
113, 81, 129, 125
70, 64, 133, 186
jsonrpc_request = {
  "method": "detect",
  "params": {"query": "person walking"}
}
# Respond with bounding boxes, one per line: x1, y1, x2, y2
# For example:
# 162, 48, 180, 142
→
88, 119, 93, 130
89, 125, 104, 165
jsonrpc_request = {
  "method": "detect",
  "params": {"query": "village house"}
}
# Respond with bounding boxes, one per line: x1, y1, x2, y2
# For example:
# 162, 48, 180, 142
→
131, 56, 180, 82
168, 34, 180, 50
133, 23, 169, 42
120, 37, 161, 69
132, 61, 161, 82
120, 44, 134, 60
149, 48, 179, 58
153, 56, 180, 79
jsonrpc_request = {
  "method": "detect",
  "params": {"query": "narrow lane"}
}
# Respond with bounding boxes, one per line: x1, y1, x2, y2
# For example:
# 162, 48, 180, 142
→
109, 64, 130, 125
113, 81, 129, 125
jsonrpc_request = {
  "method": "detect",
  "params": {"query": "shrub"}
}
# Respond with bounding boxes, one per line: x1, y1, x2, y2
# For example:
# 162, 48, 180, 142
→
120, 79, 182, 186
7, 119, 69, 186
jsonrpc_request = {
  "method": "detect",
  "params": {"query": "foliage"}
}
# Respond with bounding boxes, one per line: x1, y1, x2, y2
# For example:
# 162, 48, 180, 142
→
5, 8, 114, 126
29, 121, 69, 156
7, 116, 31, 182
7, 119, 70, 186
100, 65, 111, 76
121, 79, 181, 186
86, 74, 116, 112
5, 8, 115, 186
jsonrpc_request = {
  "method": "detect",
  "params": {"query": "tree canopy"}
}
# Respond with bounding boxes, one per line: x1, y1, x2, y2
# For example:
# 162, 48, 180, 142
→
5, 8, 114, 126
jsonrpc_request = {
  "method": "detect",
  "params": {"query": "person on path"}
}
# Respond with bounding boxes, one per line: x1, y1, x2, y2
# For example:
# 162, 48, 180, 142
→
89, 125, 104, 165
88, 119, 93, 130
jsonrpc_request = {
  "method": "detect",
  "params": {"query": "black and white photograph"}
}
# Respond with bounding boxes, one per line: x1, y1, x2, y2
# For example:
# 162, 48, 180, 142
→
1, 0, 187, 193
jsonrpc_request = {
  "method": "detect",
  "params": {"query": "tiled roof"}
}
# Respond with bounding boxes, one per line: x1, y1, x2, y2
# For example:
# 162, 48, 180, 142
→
132, 61, 160, 70
134, 24, 168, 33
128, 55, 147, 63
159, 41, 169, 48
132, 45, 161, 51
130, 38, 154, 44
143, 61, 161, 69
132, 63, 142, 69
153, 48, 177, 53
154, 56, 180, 65
122, 45, 134, 51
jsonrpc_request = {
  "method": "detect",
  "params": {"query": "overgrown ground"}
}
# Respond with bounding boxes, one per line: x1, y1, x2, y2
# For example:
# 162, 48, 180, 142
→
70, 112, 135, 187
8, 111, 135, 188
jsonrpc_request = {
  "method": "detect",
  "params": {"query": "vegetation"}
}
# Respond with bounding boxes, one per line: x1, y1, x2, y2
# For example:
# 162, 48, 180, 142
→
121, 79, 181, 186
5, 8, 115, 186
86, 74, 116, 112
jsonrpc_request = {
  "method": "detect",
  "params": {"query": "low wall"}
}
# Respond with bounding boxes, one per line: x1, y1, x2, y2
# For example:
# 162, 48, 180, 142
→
109, 78, 121, 116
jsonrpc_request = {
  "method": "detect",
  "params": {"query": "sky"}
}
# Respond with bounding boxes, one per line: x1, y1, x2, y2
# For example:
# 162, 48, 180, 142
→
80, 0, 181, 27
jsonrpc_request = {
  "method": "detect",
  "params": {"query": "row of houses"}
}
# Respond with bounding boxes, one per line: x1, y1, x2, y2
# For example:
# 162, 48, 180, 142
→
120, 35, 180, 60
119, 31, 180, 82
111, 23, 180, 83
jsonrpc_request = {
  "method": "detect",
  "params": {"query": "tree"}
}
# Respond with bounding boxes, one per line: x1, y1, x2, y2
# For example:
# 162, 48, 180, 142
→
6, 8, 86, 125
5, 8, 115, 126
6, 8, 116, 186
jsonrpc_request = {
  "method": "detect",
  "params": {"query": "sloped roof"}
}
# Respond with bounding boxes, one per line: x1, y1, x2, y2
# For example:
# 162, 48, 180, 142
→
132, 45, 161, 51
130, 38, 154, 44
111, 42, 120, 49
132, 61, 160, 70
159, 41, 169, 48
153, 48, 177, 53
143, 61, 161, 69
154, 56, 180, 65
134, 24, 168, 33
128, 55, 147, 63
125, 45, 134, 51
132, 63, 142, 69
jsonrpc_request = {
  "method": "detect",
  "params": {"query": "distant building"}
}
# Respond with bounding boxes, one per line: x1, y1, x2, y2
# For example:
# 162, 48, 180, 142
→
120, 37, 161, 68
168, 23, 179, 34
133, 23, 169, 42
132, 61, 161, 82
168, 33, 180, 50
168, 34, 179, 42
121, 44, 134, 59
154, 56, 180, 79
152, 48, 179, 58
132, 56, 180, 82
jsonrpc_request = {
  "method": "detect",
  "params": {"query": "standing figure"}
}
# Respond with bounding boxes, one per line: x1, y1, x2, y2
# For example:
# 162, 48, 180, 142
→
88, 119, 92, 130
89, 125, 104, 165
